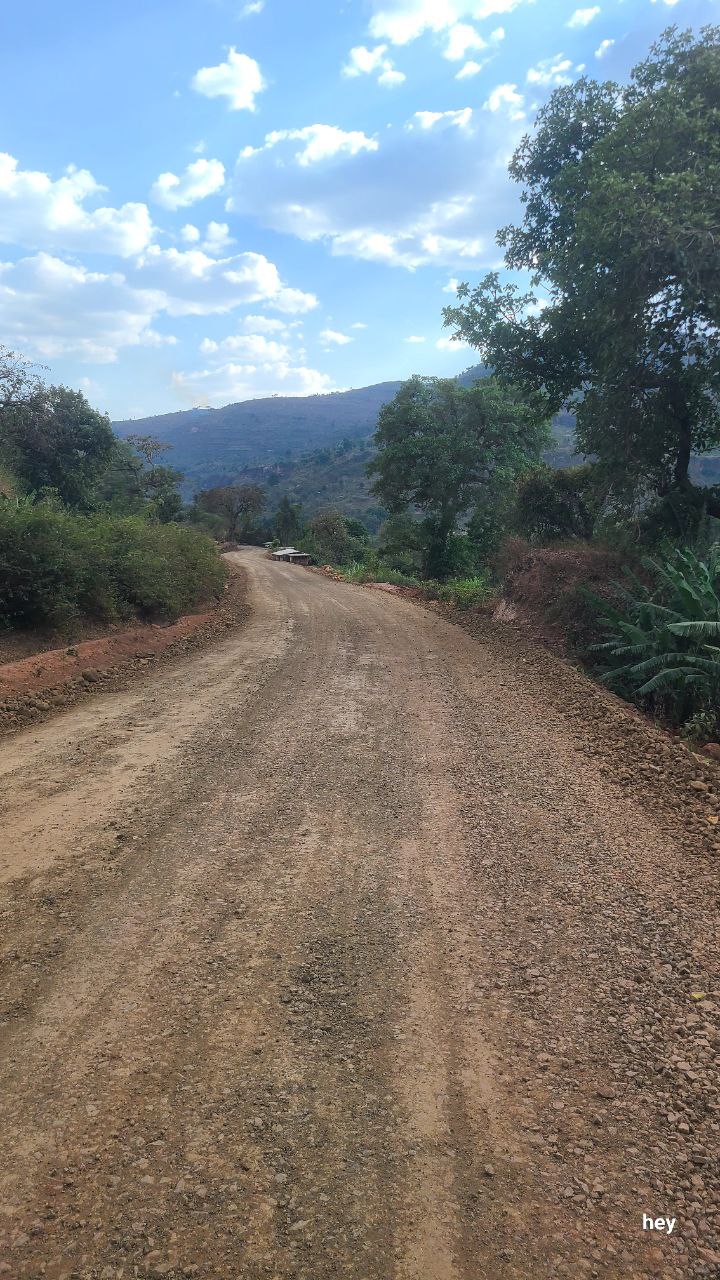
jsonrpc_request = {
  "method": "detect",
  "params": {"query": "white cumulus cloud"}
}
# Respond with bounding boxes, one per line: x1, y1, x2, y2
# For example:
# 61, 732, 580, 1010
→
320, 328, 353, 345
410, 107, 473, 130
594, 38, 614, 58
135, 245, 318, 317
229, 104, 523, 269
444, 23, 486, 60
151, 158, 226, 210
405, 334, 426, 342
368, 0, 523, 46
200, 332, 291, 362
526, 55, 575, 87
240, 314, 291, 334
456, 60, 485, 79
241, 124, 379, 167
0, 252, 168, 363
379, 67, 407, 86
0, 153, 153, 258
567, 7, 600, 28
192, 48, 266, 111
343, 44, 406, 85
203, 221, 234, 253
484, 82, 525, 120
172, 361, 333, 406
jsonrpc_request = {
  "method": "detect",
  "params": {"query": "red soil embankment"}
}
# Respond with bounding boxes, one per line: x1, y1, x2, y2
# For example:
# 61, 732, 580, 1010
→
0, 563, 249, 734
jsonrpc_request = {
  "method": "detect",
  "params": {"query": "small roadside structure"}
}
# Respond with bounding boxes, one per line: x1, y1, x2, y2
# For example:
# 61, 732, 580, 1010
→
272, 546, 312, 565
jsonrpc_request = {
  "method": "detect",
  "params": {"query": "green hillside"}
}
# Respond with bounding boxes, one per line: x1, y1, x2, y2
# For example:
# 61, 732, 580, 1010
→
227, 438, 385, 531
113, 380, 406, 496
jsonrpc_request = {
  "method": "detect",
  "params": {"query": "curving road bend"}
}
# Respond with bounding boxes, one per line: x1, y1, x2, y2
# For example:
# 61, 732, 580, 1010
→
0, 549, 717, 1279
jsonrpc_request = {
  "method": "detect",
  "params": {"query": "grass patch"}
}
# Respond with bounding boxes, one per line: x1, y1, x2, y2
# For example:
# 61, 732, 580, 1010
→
421, 575, 494, 609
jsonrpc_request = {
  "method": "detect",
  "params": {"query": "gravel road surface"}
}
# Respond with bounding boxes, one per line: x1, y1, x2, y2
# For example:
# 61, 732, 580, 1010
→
0, 548, 717, 1279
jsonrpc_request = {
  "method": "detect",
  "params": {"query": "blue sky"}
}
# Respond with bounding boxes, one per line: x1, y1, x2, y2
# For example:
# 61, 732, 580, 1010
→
1, 0, 716, 419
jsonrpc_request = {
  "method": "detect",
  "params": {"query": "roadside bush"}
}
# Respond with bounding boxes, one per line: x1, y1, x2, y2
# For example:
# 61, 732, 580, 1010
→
377, 513, 424, 576
376, 564, 421, 587
0, 503, 227, 630
301, 509, 365, 566
422, 526, 479, 580
638, 487, 720, 546
423, 575, 493, 610
339, 560, 374, 583
515, 465, 596, 543
337, 560, 420, 587
497, 535, 632, 654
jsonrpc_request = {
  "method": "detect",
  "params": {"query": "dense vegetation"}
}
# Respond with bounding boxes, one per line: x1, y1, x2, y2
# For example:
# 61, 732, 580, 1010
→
367, 26, 720, 742
592, 545, 720, 737
0, 506, 225, 629
370, 375, 550, 577
0, 349, 226, 631
444, 26, 720, 533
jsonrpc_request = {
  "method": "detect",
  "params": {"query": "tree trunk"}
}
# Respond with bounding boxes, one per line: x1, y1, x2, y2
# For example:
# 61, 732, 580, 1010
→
673, 413, 692, 490
657, 406, 720, 518
424, 512, 455, 580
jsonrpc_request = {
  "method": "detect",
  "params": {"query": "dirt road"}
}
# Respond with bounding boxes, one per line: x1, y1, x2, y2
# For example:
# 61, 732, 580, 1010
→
0, 549, 717, 1280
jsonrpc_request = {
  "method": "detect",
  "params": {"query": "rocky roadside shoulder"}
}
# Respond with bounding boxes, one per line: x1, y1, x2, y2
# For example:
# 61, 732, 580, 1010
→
448, 604, 720, 864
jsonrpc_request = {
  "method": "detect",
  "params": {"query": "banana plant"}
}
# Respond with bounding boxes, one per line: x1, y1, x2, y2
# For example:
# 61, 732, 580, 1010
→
589, 544, 720, 729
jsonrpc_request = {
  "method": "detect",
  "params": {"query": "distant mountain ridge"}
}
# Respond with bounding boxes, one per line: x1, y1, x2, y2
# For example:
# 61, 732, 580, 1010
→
112, 367, 496, 494
113, 371, 719, 511
113, 379, 410, 495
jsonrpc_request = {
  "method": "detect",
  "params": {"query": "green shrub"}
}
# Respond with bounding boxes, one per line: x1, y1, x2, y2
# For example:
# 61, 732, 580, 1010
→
423, 575, 493, 609
515, 465, 597, 543
339, 560, 374, 583
337, 560, 420, 587
590, 545, 720, 733
374, 563, 420, 587
0, 504, 227, 630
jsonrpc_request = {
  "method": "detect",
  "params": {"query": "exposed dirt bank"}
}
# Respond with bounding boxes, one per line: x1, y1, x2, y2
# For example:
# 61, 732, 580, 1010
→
0, 549, 717, 1279
0, 567, 249, 737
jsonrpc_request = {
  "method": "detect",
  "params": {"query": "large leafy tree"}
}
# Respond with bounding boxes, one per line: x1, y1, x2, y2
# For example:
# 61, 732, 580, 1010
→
198, 483, 265, 541
1, 377, 115, 509
443, 27, 720, 517
0, 346, 44, 412
98, 435, 184, 523
369, 375, 550, 577
274, 494, 304, 544
305, 509, 354, 564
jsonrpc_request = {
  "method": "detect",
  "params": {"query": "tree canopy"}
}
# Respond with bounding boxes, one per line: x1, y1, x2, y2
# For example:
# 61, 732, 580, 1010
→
369, 375, 550, 577
443, 26, 720, 517
274, 494, 304, 545
1, 373, 115, 510
198, 483, 265, 542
